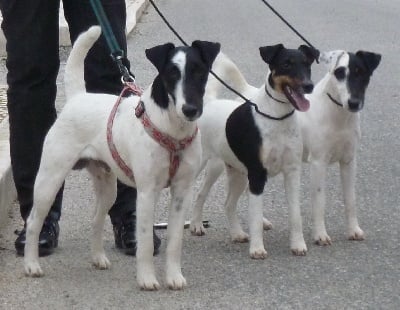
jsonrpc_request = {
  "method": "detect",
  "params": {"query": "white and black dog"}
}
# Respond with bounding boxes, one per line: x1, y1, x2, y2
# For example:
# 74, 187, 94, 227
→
298, 50, 381, 245
23, 26, 220, 290
190, 44, 318, 258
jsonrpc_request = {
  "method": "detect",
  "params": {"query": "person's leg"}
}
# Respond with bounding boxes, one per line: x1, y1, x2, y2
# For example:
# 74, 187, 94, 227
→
0, 0, 63, 256
63, 0, 160, 255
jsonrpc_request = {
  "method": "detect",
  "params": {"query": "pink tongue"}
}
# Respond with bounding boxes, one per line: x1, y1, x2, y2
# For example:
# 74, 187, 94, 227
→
283, 85, 310, 112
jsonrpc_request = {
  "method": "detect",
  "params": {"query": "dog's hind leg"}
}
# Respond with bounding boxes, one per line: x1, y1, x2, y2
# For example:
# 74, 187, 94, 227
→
136, 188, 161, 290
224, 166, 250, 243
310, 161, 331, 246
24, 180, 56, 276
190, 159, 224, 236
25, 141, 80, 276
340, 159, 364, 241
165, 181, 194, 290
86, 162, 117, 270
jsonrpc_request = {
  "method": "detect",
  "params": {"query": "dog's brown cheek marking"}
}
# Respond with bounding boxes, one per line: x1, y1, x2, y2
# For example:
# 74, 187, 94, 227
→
271, 75, 297, 93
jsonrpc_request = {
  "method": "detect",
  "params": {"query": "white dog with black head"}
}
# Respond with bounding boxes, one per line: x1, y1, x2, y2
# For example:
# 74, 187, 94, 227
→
23, 26, 220, 290
298, 50, 381, 245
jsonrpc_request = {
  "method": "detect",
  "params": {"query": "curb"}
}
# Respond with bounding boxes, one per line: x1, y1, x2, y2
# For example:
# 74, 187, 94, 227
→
0, 0, 148, 53
0, 0, 148, 229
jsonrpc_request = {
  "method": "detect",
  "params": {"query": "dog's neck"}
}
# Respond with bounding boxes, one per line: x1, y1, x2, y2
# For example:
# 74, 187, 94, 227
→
252, 75, 294, 118
140, 86, 197, 140
315, 74, 359, 126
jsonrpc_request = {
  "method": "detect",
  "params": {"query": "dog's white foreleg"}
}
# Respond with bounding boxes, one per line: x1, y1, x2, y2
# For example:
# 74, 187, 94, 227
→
166, 182, 193, 290
225, 167, 249, 243
87, 164, 117, 270
340, 159, 364, 240
284, 167, 307, 255
190, 159, 224, 236
136, 189, 160, 290
248, 193, 267, 259
310, 161, 331, 245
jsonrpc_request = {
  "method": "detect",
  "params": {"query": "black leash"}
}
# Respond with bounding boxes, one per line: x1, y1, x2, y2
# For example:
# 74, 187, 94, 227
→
148, 0, 294, 121
89, 0, 134, 82
259, 0, 319, 54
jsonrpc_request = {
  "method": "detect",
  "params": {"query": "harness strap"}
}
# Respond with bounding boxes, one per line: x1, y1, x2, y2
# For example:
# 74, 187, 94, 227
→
107, 88, 198, 186
107, 83, 143, 183
139, 106, 198, 182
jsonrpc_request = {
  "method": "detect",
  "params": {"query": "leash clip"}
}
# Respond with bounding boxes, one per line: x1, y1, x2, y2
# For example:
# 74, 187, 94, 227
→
111, 51, 136, 84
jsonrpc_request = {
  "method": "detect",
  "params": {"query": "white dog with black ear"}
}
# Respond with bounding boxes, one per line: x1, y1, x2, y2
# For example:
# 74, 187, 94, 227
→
298, 50, 381, 245
23, 26, 220, 291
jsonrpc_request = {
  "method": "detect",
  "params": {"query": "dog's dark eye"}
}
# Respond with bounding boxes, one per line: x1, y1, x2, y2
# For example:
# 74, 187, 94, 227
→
283, 62, 292, 69
334, 67, 346, 81
354, 66, 364, 76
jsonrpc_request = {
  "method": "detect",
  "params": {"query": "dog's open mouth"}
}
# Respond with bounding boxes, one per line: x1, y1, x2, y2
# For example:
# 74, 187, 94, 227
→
283, 85, 310, 112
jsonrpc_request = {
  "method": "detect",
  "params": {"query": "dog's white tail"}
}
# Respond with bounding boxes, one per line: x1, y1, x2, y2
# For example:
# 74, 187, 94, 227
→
64, 26, 102, 101
205, 52, 253, 100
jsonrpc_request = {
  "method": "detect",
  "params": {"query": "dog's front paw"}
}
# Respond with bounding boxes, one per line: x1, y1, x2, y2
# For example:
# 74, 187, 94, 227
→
291, 239, 308, 256
249, 247, 267, 259
314, 233, 332, 246
263, 218, 273, 231
92, 253, 111, 270
24, 261, 44, 277
166, 272, 187, 290
137, 273, 160, 291
348, 226, 364, 241
190, 221, 206, 236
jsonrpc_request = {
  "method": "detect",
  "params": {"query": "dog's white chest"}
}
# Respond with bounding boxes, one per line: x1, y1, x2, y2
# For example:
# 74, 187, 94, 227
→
260, 126, 301, 177
263, 147, 284, 176
328, 132, 358, 164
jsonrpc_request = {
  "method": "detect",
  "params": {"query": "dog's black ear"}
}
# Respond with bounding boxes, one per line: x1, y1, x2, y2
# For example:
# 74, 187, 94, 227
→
259, 44, 284, 64
191, 40, 221, 69
145, 43, 176, 72
356, 51, 382, 74
298, 45, 319, 64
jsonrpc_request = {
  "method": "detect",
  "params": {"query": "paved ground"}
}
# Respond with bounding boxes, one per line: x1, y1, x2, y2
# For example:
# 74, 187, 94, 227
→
0, 0, 399, 309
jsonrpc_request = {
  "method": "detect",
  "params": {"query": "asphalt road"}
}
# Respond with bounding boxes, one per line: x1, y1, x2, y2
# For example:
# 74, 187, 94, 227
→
1, 0, 399, 309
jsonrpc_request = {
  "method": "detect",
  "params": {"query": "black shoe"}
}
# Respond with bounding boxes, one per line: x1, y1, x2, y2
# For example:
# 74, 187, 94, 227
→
15, 220, 59, 257
113, 219, 161, 256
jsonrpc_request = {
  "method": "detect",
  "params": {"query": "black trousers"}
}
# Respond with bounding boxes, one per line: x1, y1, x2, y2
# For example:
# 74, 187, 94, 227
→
0, 0, 136, 224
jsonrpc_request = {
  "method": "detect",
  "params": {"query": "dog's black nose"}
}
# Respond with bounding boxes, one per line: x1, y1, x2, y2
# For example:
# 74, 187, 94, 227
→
182, 104, 198, 119
348, 99, 362, 112
302, 83, 314, 94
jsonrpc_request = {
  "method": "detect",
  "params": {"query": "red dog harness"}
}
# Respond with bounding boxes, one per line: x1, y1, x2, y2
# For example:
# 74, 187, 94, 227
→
106, 82, 198, 185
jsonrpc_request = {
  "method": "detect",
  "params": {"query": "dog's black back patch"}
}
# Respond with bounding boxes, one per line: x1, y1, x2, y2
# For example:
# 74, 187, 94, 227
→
226, 103, 267, 195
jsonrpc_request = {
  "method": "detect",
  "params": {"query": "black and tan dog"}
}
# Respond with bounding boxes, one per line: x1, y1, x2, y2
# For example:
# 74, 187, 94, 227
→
190, 44, 318, 258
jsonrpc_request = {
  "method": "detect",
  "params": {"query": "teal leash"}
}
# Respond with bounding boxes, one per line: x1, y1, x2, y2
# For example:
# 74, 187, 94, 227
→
89, 0, 134, 82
